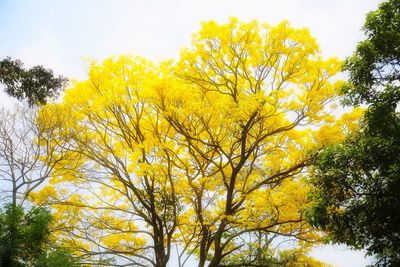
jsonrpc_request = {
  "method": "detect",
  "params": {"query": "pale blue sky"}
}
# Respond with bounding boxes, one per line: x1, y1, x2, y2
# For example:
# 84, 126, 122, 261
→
0, 0, 382, 78
0, 0, 382, 266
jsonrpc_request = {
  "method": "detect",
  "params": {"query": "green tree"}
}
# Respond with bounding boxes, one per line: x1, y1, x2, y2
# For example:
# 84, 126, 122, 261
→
0, 204, 79, 267
307, 0, 400, 265
34, 247, 80, 267
0, 57, 67, 106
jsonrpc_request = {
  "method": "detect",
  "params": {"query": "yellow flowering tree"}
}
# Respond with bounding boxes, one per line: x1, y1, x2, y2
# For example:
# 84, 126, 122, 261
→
32, 18, 362, 267
152, 18, 359, 266
32, 57, 184, 266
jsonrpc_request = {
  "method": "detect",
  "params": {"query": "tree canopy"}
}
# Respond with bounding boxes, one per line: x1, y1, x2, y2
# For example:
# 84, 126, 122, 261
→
0, 57, 67, 106
0, 204, 78, 267
307, 0, 400, 265
30, 18, 362, 267
0, 204, 52, 266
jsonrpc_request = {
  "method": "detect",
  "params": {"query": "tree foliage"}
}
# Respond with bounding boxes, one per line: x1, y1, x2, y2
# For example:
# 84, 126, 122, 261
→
34, 247, 80, 267
307, 0, 400, 265
0, 204, 51, 266
0, 57, 67, 106
0, 204, 78, 267
32, 18, 361, 267
342, 0, 400, 104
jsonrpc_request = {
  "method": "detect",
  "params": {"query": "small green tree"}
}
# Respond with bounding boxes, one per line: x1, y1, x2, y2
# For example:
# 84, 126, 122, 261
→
0, 57, 67, 106
307, 0, 400, 265
0, 204, 79, 267
0, 204, 51, 266
34, 247, 80, 267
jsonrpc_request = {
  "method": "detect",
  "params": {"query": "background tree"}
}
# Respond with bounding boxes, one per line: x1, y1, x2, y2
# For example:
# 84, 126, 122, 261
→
0, 204, 79, 267
0, 204, 52, 266
0, 106, 71, 208
307, 0, 400, 265
0, 57, 67, 206
0, 59, 75, 266
34, 247, 80, 267
0, 57, 67, 106
0, 107, 78, 266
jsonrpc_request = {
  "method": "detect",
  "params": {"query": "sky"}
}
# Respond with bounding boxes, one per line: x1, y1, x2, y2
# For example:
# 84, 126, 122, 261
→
0, 0, 383, 266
